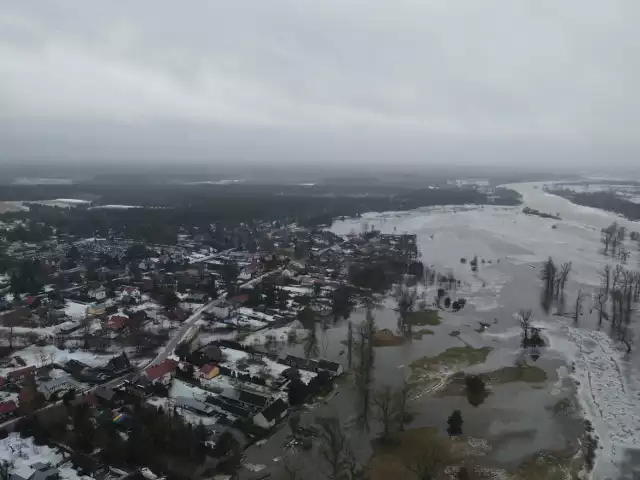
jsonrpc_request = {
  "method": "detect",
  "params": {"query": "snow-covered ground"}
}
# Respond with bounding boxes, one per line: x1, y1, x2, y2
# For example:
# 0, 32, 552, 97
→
0, 345, 125, 377
0, 433, 92, 480
331, 180, 640, 479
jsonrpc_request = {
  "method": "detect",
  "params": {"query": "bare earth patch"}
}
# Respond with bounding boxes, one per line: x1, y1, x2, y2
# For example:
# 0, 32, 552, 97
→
372, 328, 406, 347
406, 309, 441, 326
410, 346, 492, 378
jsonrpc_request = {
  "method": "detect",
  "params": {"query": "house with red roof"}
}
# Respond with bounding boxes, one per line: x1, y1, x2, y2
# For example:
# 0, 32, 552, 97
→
107, 314, 129, 330
0, 400, 18, 421
144, 359, 179, 386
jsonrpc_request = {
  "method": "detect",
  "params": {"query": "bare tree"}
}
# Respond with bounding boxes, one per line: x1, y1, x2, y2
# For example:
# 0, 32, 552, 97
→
595, 290, 608, 328
619, 247, 630, 264
621, 269, 635, 326
395, 283, 417, 323
373, 386, 396, 442
601, 231, 612, 255
346, 321, 353, 369
618, 225, 627, 242
283, 457, 304, 480
611, 235, 619, 256
613, 264, 625, 290
394, 376, 411, 431
519, 309, 532, 345
355, 311, 374, 429
619, 326, 634, 354
574, 290, 585, 324
80, 315, 92, 350
5, 316, 16, 350
0, 460, 15, 480
405, 445, 444, 480
316, 417, 350, 480
557, 262, 572, 293
540, 257, 557, 295
601, 265, 612, 296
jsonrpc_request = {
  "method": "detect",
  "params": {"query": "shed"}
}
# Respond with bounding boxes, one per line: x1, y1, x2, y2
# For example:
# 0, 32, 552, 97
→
199, 364, 220, 380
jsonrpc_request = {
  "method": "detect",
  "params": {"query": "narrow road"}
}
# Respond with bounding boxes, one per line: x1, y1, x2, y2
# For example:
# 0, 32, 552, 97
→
148, 297, 224, 366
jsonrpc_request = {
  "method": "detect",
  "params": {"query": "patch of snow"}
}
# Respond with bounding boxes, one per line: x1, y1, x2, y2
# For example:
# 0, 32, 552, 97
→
64, 301, 87, 320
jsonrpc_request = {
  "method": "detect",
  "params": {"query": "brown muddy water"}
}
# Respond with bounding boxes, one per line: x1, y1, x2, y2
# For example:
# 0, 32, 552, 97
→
239, 259, 586, 480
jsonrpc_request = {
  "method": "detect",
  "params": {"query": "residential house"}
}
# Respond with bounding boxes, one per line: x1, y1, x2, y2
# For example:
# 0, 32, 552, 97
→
7, 366, 36, 383
88, 286, 107, 301
93, 386, 116, 406
280, 355, 343, 377
124, 381, 149, 398
105, 352, 132, 374
198, 364, 220, 380
168, 306, 187, 322
144, 359, 179, 386
106, 314, 128, 330
253, 398, 288, 429
37, 377, 76, 400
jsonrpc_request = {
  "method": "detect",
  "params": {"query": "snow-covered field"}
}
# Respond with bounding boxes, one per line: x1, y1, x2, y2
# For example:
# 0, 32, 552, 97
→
332, 181, 640, 479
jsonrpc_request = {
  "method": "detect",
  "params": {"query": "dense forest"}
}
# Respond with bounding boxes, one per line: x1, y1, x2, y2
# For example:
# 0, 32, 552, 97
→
551, 189, 640, 221
1, 184, 521, 244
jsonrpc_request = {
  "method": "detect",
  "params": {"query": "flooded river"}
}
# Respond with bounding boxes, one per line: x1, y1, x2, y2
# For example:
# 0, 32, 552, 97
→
240, 181, 640, 480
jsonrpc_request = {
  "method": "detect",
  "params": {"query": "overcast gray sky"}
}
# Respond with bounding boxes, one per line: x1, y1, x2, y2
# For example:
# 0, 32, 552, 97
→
1, 0, 639, 166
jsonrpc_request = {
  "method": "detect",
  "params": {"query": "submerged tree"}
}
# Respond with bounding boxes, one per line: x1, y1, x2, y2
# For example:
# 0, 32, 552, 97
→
394, 376, 412, 431
557, 261, 572, 294
447, 410, 464, 436
355, 303, 376, 430
346, 321, 353, 369
316, 417, 352, 480
574, 290, 585, 325
519, 309, 532, 346
373, 386, 395, 442
540, 257, 557, 296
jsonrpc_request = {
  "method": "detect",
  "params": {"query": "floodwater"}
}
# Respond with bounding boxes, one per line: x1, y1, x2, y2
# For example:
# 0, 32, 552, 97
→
239, 181, 640, 480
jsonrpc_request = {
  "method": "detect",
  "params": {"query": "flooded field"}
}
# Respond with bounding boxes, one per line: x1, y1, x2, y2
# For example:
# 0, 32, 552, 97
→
240, 182, 640, 480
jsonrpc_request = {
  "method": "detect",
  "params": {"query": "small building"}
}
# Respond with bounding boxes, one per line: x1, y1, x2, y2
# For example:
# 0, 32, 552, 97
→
199, 364, 220, 380
29, 462, 60, 480
253, 398, 288, 429
86, 303, 106, 316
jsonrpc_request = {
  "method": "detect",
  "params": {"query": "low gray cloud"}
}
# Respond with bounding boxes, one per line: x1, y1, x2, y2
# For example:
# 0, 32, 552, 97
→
1, 0, 639, 166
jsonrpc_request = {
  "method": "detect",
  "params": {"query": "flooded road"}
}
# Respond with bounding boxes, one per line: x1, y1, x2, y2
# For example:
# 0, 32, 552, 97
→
240, 181, 640, 480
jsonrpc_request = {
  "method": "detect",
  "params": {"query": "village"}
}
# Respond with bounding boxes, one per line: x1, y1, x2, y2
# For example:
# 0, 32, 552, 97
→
0, 217, 420, 480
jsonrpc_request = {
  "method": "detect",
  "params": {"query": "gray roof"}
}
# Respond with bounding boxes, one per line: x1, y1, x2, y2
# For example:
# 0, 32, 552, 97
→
259, 398, 287, 422
30, 467, 60, 480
